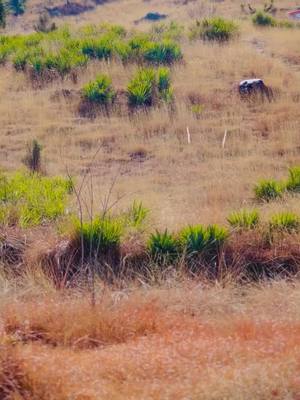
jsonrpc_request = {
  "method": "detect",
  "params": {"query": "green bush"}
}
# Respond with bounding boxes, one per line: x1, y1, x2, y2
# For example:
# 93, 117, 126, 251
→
112, 39, 132, 61
179, 225, 208, 256
286, 166, 300, 192
0, 172, 72, 227
227, 209, 260, 229
128, 33, 150, 53
205, 224, 228, 253
179, 224, 228, 258
127, 68, 156, 107
73, 216, 123, 259
252, 11, 294, 28
254, 179, 284, 201
143, 40, 182, 64
13, 49, 29, 70
157, 67, 173, 102
252, 11, 276, 26
127, 67, 173, 107
82, 74, 115, 105
43, 49, 87, 75
269, 212, 300, 233
81, 37, 113, 60
190, 17, 239, 41
148, 229, 178, 263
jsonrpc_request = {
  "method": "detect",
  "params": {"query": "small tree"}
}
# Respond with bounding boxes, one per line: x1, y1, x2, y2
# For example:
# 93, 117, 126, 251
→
22, 139, 43, 173
34, 12, 56, 33
0, 0, 6, 28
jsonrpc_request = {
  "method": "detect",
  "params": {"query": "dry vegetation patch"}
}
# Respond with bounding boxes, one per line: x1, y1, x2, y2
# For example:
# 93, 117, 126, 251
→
1, 281, 300, 398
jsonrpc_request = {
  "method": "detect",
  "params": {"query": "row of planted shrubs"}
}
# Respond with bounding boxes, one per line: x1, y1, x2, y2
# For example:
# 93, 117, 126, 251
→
254, 166, 300, 202
83, 67, 173, 107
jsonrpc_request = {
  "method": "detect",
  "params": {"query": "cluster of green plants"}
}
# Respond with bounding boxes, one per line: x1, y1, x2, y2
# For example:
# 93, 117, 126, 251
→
71, 201, 149, 260
0, 23, 182, 77
252, 11, 295, 28
0, 172, 72, 227
254, 166, 300, 202
71, 206, 300, 267
227, 209, 259, 229
82, 74, 116, 105
82, 67, 173, 108
127, 67, 173, 107
2, 168, 300, 268
227, 208, 300, 234
269, 211, 300, 233
189, 17, 239, 41
148, 224, 228, 264
73, 216, 123, 259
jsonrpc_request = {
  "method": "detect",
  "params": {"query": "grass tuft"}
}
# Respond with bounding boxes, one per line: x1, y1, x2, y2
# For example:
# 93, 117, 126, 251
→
227, 209, 260, 229
82, 74, 115, 105
73, 216, 123, 260
127, 68, 156, 107
254, 179, 284, 202
286, 166, 300, 193
190, 17, 239, 42
148, 229, 178, 264
269, 211, 300, 233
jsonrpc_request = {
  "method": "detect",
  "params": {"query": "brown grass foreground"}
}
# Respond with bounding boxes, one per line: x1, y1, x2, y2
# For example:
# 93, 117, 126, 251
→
0, 278, 300, 399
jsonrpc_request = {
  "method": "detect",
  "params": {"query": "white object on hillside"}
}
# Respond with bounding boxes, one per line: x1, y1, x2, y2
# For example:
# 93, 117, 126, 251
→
187, 126, 191, 144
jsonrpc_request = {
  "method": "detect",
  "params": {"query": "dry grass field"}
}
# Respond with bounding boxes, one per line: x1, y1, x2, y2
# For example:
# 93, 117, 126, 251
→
1, 277, 300, 399
2, 0, 300, 398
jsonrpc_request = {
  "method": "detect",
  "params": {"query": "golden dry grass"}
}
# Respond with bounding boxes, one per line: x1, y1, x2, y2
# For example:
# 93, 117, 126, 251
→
1, 278, 300, 399
1, 2, 300, 397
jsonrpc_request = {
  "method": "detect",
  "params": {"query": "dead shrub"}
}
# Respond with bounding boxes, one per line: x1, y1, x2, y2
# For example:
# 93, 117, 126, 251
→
0, 347, 32, 399
0, 229, 26, 272
223, 230, 300, 280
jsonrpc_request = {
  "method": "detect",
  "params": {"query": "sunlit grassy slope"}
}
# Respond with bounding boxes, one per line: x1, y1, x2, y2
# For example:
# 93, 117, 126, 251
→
0, 0, 300, 228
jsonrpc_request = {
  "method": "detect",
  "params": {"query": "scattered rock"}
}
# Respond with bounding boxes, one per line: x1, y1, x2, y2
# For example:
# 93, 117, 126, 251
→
135, 11, 168, 24
129, 147, 148, 161
239, 78, 274, 102
144, 12, 167, 21
46, 2, 94, 17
